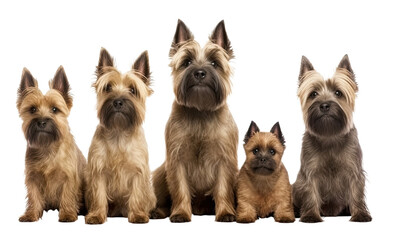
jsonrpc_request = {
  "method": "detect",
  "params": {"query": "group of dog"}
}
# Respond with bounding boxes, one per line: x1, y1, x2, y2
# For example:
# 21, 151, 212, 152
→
16, 20, 372, 224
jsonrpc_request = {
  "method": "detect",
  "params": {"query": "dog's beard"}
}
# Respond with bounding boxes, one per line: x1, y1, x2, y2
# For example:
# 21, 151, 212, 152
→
99, 98, 137, 130
177, 70, 225, 111
307, 101, 348, 136
26, 118, 60, 148
249, 157, 277, 176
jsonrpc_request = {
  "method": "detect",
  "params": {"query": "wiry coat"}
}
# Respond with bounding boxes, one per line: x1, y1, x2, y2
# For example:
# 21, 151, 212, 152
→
84, 48, 156, 224
292, 55, 372, 222
17, 67, 86, 222
151, 20, 238, 222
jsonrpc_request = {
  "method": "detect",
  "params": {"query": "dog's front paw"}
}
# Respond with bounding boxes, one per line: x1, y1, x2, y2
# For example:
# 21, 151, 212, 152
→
150, 208, 169, 219
129, 214, 149, 224
216, 213, 236, 222
236, 215, 256, 223
59, 212, 78, 222
300, 214, 323, 223
19, 213, 40, 222
350, 212, 372, 222
170, 213, 191, 223
85, 214, 106, 224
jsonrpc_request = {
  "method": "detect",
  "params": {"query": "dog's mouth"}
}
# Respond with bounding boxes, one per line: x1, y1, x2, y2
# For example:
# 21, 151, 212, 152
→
249, 158, 277, 176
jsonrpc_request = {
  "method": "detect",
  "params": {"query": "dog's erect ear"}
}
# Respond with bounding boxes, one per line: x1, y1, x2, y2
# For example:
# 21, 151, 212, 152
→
337, 54, 356, 80
210, 20, 233, 59
96, 47, 114, 79
132, 50, 151, 86
299, 56, 314, 85
18, 68, 38, 96
50, 66, 73, 109
270, 122, 285, 146
170, 19, 194, 57
244, 121, 260, 144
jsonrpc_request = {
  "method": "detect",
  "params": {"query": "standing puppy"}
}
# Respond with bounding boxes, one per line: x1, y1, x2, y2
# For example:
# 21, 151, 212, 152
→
85, 48, 156, 224
237, 121, 294, 223
151, 19, 238, 222
293, 55, 372, 222
17, 67, 86, 222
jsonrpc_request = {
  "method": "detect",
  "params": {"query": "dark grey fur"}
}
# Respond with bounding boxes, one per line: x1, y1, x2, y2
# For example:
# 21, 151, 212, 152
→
292, 55, 372, 223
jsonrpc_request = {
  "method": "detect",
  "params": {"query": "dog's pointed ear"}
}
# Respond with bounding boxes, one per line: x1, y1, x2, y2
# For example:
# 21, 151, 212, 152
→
18, 68, 38, 109
210, 20, 233, 59
96, 47, 114, 79
244, 121, 260, 144
270, 122, 285, 146
338, 54, 353, 73
170, 19, 194, 57
19, 68, 38, 95
299, 56, 314, 85
50, 66, 73, 109
132, 50, 151, 86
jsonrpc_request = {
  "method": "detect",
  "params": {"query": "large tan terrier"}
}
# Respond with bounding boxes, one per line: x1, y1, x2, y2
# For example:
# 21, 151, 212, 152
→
293, 55, 372, 222
17, 66, 86, 222
236, 121, 294, 223
85, 48, 156, 224
151, 19, 238, 222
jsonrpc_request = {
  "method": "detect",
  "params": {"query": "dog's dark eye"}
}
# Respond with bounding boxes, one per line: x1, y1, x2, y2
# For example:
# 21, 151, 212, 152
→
211, 61, 218, 68
183, 59, 192, 68
269, 149, 276, 155
253, 148, 259, 155
105, 84, 112, 93
130, 87, 135, 95
310, 91, 318, 98
52, 107, 58, 113
30, 106, 37, 114
335, 90, 342, 97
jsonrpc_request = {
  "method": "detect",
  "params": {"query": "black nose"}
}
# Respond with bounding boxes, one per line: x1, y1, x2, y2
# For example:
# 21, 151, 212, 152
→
320, 102, 330, 112
37, 119, 47, 129
194, 70, 206, 80
260, 158, 266, 163
113, 99, 123, 109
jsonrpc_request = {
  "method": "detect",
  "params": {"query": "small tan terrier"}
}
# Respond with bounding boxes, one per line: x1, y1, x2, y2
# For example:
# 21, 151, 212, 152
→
17, 66, 86, 222
85, 48, 156, 224
237, 121, 294, 223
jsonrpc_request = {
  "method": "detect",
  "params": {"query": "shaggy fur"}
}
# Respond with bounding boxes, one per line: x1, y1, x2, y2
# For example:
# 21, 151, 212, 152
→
85, 48, 156, 224
292, 55, 372, 222
236, 121, 294, 223
151, 19, 238, 222
17, 67, 86, 222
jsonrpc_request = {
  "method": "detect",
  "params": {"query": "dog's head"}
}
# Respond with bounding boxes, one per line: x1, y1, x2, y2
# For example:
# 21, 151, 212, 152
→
243, 121, 285, 176
298, 55, 358, 137
169, 19, 233, 111
93, 48, 153, 131
17, 66, 72, 148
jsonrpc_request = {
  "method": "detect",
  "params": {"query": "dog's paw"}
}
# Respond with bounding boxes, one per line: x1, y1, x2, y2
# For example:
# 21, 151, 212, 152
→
85, 214, 106, 224
300, 214, 323, 223
350, 212, 372, 222
275, 215, 295, 223
129, 214, 149, 224
59, 212, 78, 222
236, 215, 256, 223
19, 213, 39, 222
216, 213, 236, 222
170, 213, 191, 223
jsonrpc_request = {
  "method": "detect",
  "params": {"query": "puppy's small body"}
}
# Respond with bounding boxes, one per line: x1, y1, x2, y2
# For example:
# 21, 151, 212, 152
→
85, 48, 156, 224
151, 20, 238, 222
292, 55, 372, 222
17, 67, 86, 222
237, 122, 294, 223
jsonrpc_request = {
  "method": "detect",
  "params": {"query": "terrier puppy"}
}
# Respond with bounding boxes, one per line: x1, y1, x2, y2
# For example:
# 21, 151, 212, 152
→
17, 66, 86, 222
292, 55, 372, 222
236, 121, 294, 223
151, 19, 238, 222
85, 48, 156, 224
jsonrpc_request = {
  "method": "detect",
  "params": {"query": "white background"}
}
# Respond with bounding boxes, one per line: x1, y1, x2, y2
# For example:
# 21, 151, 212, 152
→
1, 0, 396, 239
